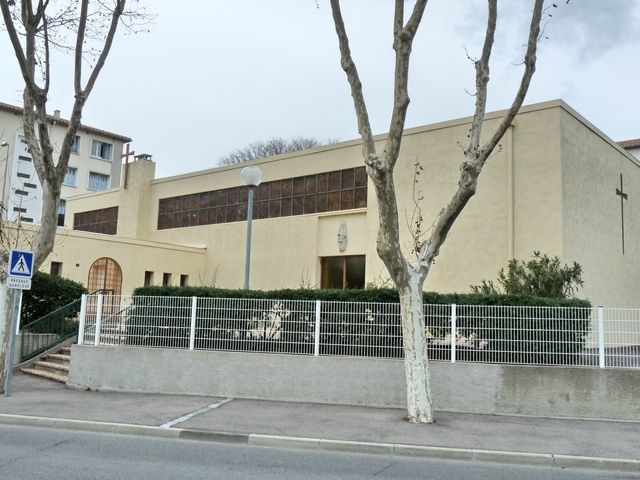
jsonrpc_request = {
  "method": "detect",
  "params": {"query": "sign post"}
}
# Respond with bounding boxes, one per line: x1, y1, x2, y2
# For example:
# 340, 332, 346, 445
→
4, 249, 34, 397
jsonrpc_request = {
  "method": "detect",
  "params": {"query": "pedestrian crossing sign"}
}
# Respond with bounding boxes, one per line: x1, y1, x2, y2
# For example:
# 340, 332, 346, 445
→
9, 249, 34, 279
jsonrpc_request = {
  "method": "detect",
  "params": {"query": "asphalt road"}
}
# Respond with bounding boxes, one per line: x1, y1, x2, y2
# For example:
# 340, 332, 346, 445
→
0, 425, 638, 480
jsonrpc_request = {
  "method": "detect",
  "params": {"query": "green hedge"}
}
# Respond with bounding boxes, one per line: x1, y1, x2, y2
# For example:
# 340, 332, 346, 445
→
125, 287, 592, 365
132, 286, 590, 308
21, 272, 87, 328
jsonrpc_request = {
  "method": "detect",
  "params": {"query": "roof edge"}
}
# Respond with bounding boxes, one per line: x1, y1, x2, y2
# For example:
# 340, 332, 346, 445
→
0, 101, 132, 143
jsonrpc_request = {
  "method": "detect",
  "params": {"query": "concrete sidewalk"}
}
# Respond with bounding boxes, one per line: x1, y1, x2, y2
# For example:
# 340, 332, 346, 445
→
1, 375, 639, 472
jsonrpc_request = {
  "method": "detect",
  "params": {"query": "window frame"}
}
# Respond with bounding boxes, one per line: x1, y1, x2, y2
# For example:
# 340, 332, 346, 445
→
63, 167, 78, 186
87, 171, 111, 191
71, 135, 81, 155
320, 255, 366, 289
90, 139, 113, 161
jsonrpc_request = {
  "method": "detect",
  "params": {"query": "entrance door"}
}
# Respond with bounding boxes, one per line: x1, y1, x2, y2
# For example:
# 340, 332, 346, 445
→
87, 257, 122, 295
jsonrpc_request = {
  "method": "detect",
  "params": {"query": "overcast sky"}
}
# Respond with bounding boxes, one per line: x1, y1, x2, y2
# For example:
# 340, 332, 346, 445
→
1, 0, 639, 178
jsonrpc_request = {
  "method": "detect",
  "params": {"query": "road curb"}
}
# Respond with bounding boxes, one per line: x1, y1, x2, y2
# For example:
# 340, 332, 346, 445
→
0, 414, 638, 472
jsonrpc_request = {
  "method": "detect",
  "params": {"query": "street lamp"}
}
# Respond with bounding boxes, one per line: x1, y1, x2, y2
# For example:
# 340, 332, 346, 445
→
0, 141, 9, 219
240, 166, 262, 289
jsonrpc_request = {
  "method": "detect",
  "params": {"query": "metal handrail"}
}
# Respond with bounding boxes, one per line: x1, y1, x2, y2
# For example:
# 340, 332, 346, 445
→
18, 288, 113, 362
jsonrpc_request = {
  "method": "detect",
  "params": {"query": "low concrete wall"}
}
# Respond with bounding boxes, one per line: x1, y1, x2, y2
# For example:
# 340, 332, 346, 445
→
68, 346, 640, 421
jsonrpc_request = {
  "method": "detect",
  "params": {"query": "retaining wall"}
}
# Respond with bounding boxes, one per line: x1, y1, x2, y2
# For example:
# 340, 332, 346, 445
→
68, 345, 640, 421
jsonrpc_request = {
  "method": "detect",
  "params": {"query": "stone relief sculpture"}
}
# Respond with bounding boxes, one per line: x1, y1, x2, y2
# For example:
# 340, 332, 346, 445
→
338, 221, 347, 252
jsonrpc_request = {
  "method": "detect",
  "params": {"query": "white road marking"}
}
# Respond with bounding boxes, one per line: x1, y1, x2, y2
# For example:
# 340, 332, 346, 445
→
160, 397, 234, 428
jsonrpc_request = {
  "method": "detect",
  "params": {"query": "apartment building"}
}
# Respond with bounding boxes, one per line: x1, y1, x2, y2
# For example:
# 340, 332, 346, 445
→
0, 102, 131, 226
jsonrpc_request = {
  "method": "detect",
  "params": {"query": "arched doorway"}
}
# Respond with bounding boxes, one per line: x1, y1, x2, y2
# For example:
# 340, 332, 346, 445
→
87, 257, 122, 295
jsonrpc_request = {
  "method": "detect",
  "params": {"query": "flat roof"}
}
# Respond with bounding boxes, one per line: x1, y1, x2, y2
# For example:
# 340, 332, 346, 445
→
0, 101, 132, 143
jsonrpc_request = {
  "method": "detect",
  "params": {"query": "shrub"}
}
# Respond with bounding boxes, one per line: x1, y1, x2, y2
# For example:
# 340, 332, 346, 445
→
471, 251, 584, 299
21, 272, 87, 327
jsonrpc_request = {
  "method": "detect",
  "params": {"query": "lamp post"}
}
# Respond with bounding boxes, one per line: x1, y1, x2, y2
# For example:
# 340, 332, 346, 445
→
240, 166, 262, 289
0, 141, 9, 219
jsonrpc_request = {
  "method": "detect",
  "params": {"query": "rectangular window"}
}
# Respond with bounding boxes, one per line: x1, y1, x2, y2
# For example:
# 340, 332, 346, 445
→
162, 273, 172, 286
144, 271, 154, 287
57, 200, 66, 227
64, 167, 78, 186
71, 135, 80, 154
157, 166, 367, 231
321, 255, 365, 289
50, 262, 62, 277
180, 274, 189, 287
73, 206, 118, 235
88, 171, 110, 191
91, 140, 113, 161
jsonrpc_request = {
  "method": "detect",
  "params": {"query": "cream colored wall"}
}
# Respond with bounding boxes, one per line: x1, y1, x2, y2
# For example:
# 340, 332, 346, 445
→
45, 229, 206, 294
53, 101, 568, 294
561, 109, 640, 306
64, 188, 121, 230
364, 103, 564, 293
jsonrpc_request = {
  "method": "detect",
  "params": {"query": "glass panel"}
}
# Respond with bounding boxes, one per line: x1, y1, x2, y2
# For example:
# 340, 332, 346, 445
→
355, 166, 367, 187
345, 256, 365, 289
321, 257, 344, 289
64, 167, 77, 185
270, 180, 282, 199
316, 193, 327, 213
282, 179, 293, 197
328, 171, 341, 191
317, 173, 328, 192
281, 197, 292, 216
341, 169, 355, 189
258, 200, 269, 219
269, 199, 281, 217
305, 175, 317, 194
341, 189, 354, 210
228, 187, 239, 205
293, 177, 305, 196
304, 195, 316, 214
292, 196, 304, 215
327, 191, 340, 211
227, 205, 238, 222
355, 188, 367, 208
208, 191, 218, 207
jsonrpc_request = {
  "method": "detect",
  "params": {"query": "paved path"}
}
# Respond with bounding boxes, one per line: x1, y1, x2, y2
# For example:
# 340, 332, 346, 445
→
1, 375, 639, 473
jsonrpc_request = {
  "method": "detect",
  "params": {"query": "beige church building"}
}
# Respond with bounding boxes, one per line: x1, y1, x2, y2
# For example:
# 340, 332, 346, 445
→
44, 100, 640, 307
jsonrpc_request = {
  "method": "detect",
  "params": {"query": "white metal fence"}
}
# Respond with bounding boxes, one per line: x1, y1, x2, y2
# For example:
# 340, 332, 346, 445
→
77, 294, 640, 369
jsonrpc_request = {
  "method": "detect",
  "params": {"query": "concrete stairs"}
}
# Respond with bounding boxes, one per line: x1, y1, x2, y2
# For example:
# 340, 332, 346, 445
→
21, 346, 71, 384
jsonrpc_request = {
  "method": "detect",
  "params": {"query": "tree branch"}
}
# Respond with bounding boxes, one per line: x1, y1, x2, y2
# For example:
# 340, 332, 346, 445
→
385, 0, 427, 166
329, 0, 376, 162
420, 0, 544, 265
466, 0, 496, 158
81, 0, 125, 97
0, 0, 36, 89
480, 0, 543, 158
74, 0, 89, 94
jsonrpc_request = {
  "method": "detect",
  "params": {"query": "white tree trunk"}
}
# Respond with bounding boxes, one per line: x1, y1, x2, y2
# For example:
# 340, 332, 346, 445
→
398, 275, 433, 423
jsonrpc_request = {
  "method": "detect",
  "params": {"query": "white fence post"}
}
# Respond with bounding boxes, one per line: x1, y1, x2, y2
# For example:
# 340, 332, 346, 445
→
94, 294, 104, 346
450, 303, 457, 363
189, 296, 198, 351
598, 306, 605, 368
314, 300, 321, 357
77, 294, 87, 345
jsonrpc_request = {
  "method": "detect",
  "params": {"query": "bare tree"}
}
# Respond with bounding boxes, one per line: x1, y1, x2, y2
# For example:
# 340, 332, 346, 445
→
219, 136, 338, 165
0, 0, 143, 392
329, 0, 546, 423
